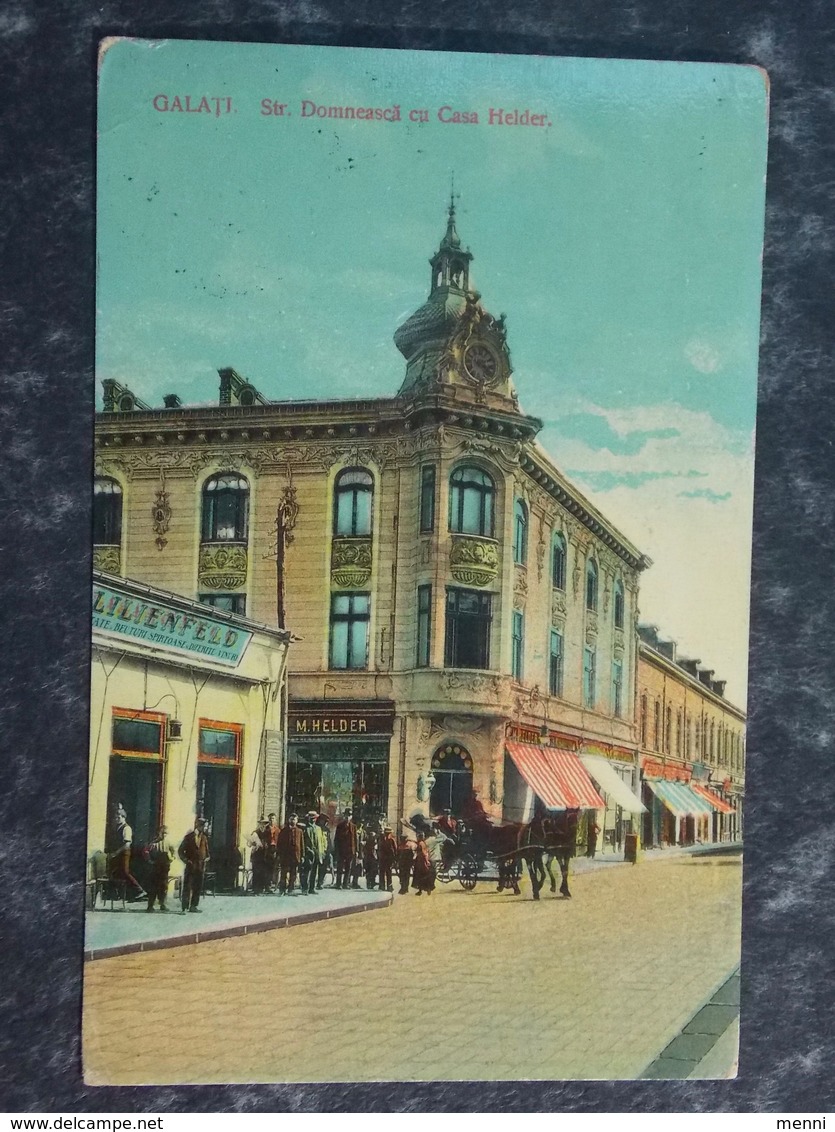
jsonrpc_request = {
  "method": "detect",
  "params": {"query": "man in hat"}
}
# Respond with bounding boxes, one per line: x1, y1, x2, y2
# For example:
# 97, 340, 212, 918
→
334, 807, 358, 890
263, 811, 280, 891
378, 825, 397, 893
110, 802, 145, 903
436, 808, 458, 838
146, 825, 176, 911
178, 817, 210, 913
302, 811, 327, 895
247, 816, 268, 894
276, 812, 304, 895
316, 813, 334, 889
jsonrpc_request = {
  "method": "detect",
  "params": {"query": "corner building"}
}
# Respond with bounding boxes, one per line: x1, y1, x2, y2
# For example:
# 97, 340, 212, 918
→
94, 207, 651, 832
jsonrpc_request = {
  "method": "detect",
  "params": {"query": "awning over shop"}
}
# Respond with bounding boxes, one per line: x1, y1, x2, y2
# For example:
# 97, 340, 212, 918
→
505, 742, 605, 810
580, 755, 646, 814
691, 783, 735, 814
645, 779, 714, 818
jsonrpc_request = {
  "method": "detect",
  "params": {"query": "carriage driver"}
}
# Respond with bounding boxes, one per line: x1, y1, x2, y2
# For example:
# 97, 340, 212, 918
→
436, 808, 458, 838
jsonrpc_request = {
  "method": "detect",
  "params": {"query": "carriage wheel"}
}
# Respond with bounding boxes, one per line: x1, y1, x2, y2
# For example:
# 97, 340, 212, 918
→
458, 854, 479, 892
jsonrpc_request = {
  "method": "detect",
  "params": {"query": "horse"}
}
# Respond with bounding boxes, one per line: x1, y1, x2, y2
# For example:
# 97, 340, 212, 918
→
542, 808, 581, 898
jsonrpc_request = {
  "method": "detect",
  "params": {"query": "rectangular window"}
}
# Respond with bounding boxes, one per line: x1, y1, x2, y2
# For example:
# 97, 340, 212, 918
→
549, 631, 564, 697
511, 610, 524, 680
199, 593, 246, 615
444, 588, 492, 670
329, 593, 370, 670
654, 702, 662, 751
198, 722, 242, 762
612, 660, 623, 717
112, 715, 164, 756
583, 647, 596, 709
419, 465, 436, 533
416, 584, 432, 667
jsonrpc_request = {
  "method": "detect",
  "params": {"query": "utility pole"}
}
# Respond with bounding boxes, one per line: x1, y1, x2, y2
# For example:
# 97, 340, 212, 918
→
274, 467, 299, 629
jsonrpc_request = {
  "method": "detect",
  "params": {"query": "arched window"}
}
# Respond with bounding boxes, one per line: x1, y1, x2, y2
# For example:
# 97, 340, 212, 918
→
334, 468, 373, 537
513, 499, 528, 565
586, 558, 599, 612
640, 694, 648, 746
202, 473, 249, 542
429, 744, 474, 817
93, 477, 122, 545
449, 466, 495, 537
613, 580, 625, 629
551, 532, 567, 590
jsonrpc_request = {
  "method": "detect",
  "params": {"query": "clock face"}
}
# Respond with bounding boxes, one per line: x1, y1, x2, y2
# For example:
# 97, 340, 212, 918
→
463, 342, 500, 385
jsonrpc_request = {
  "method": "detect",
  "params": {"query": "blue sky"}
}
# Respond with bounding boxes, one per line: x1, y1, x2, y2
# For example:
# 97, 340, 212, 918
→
97, 40, 768, 701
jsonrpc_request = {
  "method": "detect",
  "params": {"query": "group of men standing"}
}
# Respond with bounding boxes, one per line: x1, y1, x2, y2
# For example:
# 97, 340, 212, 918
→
249, 811, 329, 895
248, 808, 399, 895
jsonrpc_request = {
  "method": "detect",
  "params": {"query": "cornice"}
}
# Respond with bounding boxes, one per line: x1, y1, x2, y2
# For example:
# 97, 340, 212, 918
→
519, 452, 649, 573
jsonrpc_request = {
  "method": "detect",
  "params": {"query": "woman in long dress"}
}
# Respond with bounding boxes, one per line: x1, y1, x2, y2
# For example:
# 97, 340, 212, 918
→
411, 834, 435, 895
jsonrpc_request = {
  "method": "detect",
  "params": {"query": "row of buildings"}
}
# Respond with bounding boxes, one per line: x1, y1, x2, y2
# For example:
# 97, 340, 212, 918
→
88, 204, 745, 875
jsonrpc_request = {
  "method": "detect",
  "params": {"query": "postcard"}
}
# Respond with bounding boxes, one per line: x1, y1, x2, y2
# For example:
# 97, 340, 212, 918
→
84, 38, 767, 1084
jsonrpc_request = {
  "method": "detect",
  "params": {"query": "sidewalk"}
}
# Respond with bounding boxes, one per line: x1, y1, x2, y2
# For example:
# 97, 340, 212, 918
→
570, 840, 742, 877
640, 968, 741, 1079
84, 886, 392, 961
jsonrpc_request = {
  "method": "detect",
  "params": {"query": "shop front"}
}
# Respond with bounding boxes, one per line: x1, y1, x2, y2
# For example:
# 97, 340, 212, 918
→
89, 572, 291, 892
286, 700, 395, 825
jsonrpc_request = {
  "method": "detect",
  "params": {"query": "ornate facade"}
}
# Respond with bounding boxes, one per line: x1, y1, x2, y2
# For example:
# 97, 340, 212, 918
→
94, 205, 653, 833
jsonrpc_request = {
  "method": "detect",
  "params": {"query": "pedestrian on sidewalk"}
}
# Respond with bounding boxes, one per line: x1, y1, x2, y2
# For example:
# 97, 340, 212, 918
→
334, 807, 358, 890
302, 811, 326, 895
378, 825, 397, 892
586, 819, 600, 859
264, 812, 280, 891
179, 817, 210, 913
316, 814, 334, 889
412, 833, 435, 896
363, 825, 379, 889
248, 817, 268, 894
146, 825, 175, 912
110, 802, 146, 903
396, 836, 415, 895
277, 813, 304, 894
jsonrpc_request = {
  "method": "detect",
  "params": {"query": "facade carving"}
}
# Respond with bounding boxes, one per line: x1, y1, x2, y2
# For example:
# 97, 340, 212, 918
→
449, 535, 499, 587
444, 672, 503, 699
198, 544, 248, 590
331, 537, 373, 588
551, 591, 567, 624
151, 475, 172, 551
92, 544, 121, 575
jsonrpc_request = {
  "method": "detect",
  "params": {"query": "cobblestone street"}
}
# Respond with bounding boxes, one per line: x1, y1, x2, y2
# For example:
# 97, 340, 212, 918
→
83, 852, 741, 1084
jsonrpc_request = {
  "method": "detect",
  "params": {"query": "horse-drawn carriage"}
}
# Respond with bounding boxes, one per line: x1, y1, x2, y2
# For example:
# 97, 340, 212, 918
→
420, 809, 582, 900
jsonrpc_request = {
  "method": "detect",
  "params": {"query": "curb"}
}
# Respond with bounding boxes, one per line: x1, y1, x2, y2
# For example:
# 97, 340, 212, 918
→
84, 894, 392, 962
638, 967, 740, 1079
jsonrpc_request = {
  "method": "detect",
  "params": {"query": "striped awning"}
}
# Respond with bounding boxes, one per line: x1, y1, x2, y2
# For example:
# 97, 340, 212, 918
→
505, 742, 605, 810
646, 779, 714, 818
691, 783, 735, 814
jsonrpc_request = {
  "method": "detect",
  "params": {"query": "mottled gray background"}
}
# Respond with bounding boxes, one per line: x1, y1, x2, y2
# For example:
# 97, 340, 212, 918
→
2, 0, 832, 1114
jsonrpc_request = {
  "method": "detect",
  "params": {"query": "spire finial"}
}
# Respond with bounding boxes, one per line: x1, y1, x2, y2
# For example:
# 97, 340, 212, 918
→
443, 176, 461, 249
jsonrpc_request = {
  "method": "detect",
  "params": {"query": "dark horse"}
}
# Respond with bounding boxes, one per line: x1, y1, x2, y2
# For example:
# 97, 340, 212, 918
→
477, 818, 551, 901
542, 808, 580, 898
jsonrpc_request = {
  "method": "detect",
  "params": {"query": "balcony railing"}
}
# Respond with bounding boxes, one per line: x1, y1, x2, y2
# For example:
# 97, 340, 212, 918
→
198, 541, 248, 590
331, 536, 372, 588
449, 534, 499, 587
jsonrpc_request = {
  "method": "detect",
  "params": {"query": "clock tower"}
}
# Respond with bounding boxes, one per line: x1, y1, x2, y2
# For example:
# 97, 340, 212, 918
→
394, 199, 519, 411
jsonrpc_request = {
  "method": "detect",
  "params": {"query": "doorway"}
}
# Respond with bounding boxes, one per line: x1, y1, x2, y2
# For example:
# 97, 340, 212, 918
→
429, 743, 474, 817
